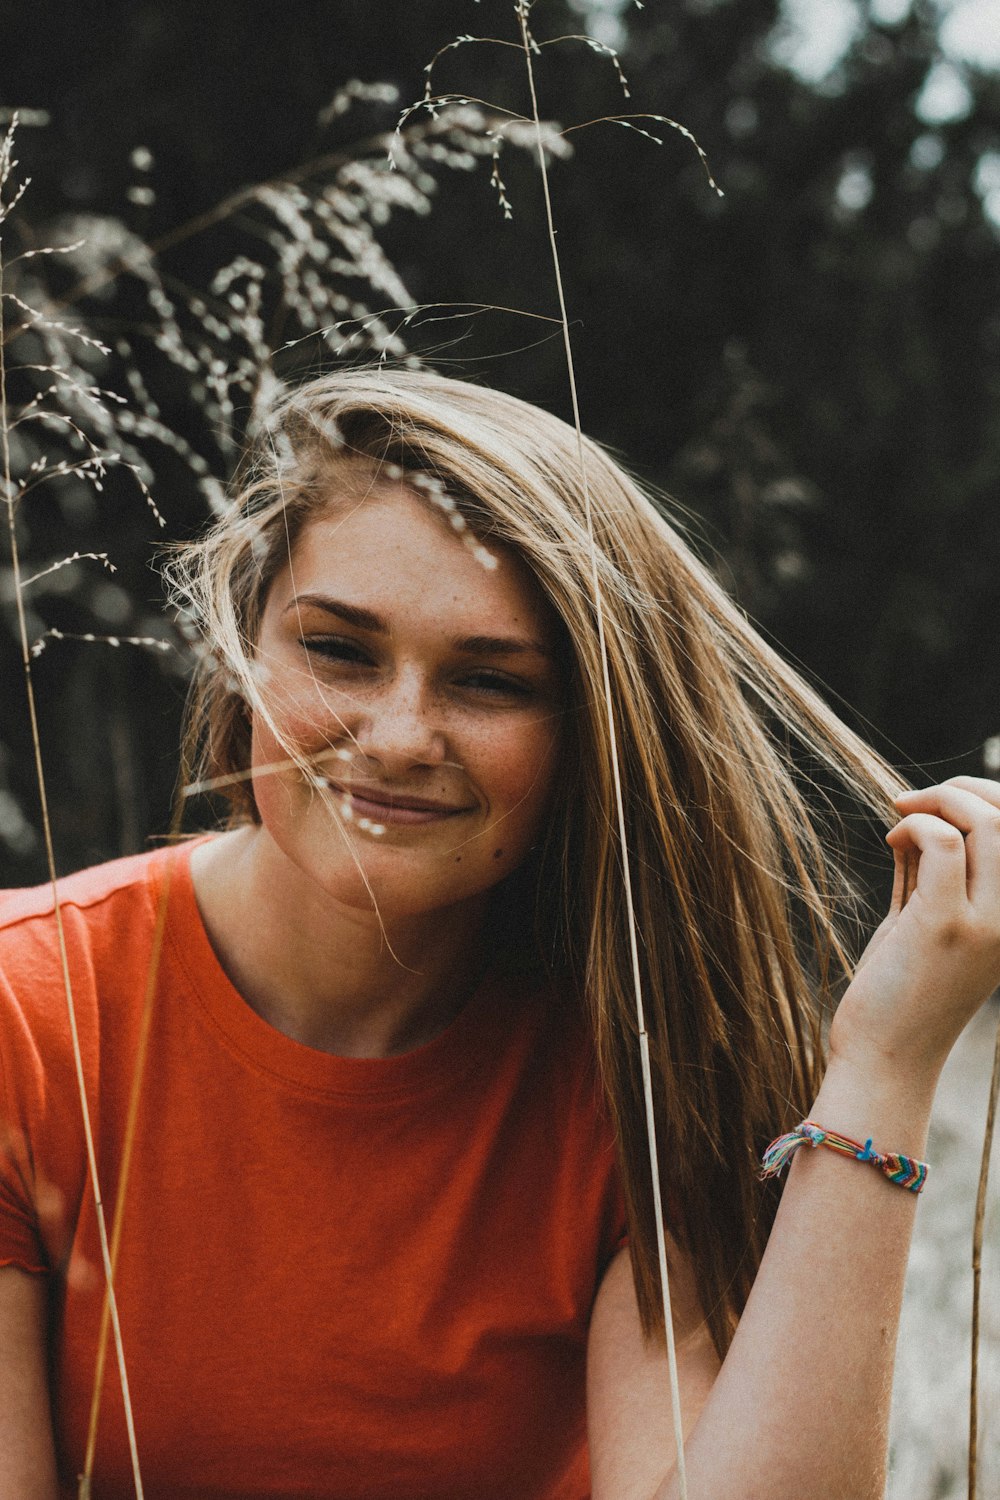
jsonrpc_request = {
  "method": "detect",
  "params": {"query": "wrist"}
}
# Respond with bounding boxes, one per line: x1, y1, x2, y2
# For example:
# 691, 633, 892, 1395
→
825, 1027, 943, 1099
810, 1051, 938, 1161
829, 980, 959, 1087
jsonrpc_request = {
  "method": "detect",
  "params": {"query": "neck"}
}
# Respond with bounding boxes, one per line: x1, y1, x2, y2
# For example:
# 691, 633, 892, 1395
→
190, 826, 490, 1057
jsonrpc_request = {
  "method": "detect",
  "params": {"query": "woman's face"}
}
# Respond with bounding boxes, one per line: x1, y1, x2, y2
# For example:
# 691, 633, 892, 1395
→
250, 483, 566, 919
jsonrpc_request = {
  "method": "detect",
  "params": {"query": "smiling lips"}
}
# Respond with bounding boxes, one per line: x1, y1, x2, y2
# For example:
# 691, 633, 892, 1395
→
329, 784, 473, 826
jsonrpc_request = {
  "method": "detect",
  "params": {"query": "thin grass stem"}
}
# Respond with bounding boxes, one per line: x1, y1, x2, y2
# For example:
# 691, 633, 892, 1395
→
514, 5, 689, 1492
969, 1004, 1000, 1500
1, 230, 145, 1499
80, 800, 184, 1491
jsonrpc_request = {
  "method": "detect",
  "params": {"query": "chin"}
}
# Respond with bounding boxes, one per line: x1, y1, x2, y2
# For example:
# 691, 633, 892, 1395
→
263, 814, 526, 921
308, 855, 491, 922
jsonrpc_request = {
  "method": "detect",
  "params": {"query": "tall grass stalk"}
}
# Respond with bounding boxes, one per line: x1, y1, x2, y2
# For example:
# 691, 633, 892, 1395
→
0, 117, 146, 1500
970, 1022, 1000, 1500
512, 0, 692, 1487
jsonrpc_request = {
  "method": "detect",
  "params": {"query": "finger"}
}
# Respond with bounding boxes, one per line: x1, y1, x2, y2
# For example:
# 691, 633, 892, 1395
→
889, 842, 906, 913
943, 774, 1000, 811
897, 778, 1000, 818
893, 784, 1000, 898
885, 812, 970, 914
887, 841, 918, 913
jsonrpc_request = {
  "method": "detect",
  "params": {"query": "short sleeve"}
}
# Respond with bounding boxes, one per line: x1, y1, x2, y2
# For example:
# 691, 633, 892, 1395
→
0, 860, 160, 1286
0, 910, 80, 1278
0, 998, 49, 1274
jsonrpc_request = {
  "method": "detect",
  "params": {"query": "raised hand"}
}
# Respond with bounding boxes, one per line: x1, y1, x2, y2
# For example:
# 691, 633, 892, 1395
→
830, 775, 1000, 1084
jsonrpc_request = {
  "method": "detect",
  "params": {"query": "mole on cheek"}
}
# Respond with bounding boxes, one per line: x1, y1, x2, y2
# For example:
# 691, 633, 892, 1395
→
493, 848, 504, 860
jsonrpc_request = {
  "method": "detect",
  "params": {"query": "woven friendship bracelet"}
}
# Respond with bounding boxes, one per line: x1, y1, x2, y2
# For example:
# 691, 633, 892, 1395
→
759, 1119, 929, 1193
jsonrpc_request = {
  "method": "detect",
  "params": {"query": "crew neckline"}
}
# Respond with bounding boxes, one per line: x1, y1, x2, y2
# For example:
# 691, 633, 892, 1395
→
151, 838, 517, 1101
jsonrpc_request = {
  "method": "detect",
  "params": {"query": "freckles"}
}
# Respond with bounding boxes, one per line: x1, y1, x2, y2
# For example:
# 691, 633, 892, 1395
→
480, 723, 559, 797
265, 680, 328, 738
253, 690, 342, 772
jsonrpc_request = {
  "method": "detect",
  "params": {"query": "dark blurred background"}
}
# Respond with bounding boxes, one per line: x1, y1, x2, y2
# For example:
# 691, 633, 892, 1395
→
1, 0, 998, 884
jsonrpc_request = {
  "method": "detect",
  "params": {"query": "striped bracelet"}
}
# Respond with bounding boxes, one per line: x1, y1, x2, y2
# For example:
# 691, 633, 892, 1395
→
759, 1119, 929, 1193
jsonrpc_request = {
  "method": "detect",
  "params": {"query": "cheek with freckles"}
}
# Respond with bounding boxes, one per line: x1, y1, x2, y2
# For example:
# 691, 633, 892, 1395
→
246, 660, 344, 829
246, 696, 561, 913
461, 717, 561, 875
250, 664, 354, 785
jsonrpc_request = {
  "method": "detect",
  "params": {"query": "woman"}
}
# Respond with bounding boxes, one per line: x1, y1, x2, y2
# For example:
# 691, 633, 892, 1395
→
1, 368, 997, 1500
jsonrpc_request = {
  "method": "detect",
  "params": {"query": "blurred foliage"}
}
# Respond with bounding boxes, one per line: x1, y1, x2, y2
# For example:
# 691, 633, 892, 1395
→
0, 0, 998, 884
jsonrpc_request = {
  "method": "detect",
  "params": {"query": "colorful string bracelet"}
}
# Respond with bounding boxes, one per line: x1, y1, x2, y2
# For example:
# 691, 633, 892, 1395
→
759, 1119, 929, 1194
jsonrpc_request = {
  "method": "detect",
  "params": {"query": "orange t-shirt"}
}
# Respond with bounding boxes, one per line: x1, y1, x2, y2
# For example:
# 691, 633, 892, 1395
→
0, 842, 626, 1499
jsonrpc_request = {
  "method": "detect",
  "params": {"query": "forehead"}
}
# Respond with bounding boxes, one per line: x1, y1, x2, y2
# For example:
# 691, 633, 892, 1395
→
268, 484, 556, 641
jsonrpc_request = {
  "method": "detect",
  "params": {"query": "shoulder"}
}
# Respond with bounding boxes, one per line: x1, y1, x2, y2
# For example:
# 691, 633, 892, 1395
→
0, 845, 182, 977
0, 846, 178, 1065
0, 846, 167, 933
0, 845, 189, 1176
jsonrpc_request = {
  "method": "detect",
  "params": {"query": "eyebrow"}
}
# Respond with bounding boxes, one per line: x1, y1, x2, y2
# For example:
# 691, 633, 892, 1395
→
287, 593, 555, 659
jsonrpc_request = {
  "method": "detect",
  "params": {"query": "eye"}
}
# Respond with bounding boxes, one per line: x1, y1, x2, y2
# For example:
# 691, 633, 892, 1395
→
459, 669, 533, 699
301, 635, 373, 666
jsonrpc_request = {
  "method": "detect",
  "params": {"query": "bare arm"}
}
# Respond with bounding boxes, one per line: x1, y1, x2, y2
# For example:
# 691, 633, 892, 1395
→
588, 776, 1000, 1500
0, 1266, 58, 1500
588, 1240, 720, 1500
588, 1063, 931, 1500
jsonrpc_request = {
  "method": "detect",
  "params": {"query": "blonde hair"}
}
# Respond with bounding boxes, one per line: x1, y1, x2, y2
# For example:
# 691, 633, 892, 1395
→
166, 367, 905, 1357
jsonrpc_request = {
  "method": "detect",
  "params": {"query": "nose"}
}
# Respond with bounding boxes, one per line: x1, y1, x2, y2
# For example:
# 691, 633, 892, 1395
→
348, 668, 448, 773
